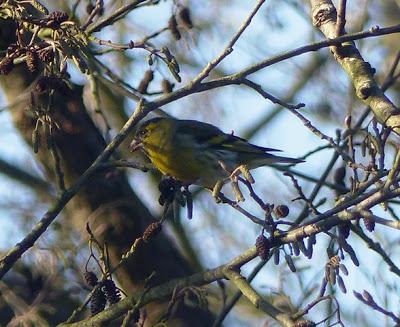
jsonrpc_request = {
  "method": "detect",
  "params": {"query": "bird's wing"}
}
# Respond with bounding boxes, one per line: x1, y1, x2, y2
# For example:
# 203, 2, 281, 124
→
176, 120, 281, 153
216, 134, 283, 153
176, 120, 224, 143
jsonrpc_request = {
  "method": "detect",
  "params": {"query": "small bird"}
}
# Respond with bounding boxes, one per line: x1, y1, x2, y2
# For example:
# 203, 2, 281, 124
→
130, 117, 303, 200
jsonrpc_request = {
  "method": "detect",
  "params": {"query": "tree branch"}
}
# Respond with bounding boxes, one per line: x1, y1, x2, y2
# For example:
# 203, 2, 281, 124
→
309, 0, 400, 135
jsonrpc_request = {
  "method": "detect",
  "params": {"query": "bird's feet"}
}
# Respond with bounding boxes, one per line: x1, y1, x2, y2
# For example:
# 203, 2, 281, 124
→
230, 164, 255, 184
212, 180, 224, 202
212, 178, 245, 203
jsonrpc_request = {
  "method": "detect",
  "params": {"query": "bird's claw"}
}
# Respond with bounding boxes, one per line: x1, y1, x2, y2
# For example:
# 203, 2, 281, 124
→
212, 180, 224, 202
231, 179, 245, 202
231, 164, 254, 184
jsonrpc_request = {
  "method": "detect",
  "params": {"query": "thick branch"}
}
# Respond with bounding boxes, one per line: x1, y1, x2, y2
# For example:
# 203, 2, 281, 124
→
309, 0, 400, 134
60, 247, 298, 327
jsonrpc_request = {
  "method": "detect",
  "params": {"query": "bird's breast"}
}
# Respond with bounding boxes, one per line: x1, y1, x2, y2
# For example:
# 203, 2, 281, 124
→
145, 143, 204, 184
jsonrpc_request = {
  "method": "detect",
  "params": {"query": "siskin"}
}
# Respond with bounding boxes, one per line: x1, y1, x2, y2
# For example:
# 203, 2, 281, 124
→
130, 117, 303, 200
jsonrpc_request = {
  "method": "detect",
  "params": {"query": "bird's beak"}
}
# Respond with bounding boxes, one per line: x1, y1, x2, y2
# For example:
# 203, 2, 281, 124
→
129, 139, 143, 152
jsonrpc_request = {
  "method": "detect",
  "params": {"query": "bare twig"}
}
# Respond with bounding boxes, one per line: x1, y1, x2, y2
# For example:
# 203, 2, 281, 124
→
87, 0, 149, 33
191, 0, 266, 84
351, 225, 400, 276
241, 78, 305, 109
353, 289, 400, 324
335, 0, 347, 37
284, 172, 320, 215
82, 0, 104, 30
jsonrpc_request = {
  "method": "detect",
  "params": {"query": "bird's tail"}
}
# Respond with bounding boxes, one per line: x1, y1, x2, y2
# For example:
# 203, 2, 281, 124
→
270, 155, 304, 164
248, 154, 304, 168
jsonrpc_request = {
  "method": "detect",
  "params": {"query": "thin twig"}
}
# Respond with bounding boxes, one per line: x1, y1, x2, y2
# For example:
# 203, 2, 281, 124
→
351, 225, 400, 277
284, 172, 320, 215
241, 78, 305, 109
87, 0, 149, 33
191, 0, 266, 84
82, 0, 104, 30
335, 0, 347, 37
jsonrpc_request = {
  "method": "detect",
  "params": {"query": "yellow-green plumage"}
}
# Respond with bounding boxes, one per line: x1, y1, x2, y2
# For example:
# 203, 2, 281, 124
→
131, 117, 303, 190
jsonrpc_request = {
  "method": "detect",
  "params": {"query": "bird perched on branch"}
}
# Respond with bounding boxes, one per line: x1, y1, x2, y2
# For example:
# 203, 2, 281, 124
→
130, 117, 303, 201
